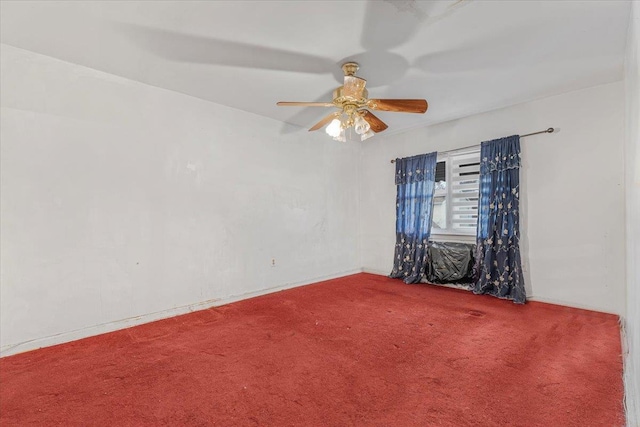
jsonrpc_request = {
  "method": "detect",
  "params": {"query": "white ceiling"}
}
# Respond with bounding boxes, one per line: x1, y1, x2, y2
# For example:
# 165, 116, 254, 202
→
0, 0, 632, 135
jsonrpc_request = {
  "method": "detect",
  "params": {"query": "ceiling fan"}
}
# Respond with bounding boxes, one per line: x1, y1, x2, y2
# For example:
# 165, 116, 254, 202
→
277, 62, 428, 141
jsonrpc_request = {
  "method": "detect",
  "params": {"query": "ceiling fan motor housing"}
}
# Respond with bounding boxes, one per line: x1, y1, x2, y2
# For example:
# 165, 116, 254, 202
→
332, 86, 369, 105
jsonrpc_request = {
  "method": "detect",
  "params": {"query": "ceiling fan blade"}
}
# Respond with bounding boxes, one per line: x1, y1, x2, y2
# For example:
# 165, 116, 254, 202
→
277, 102, 335, 107
368, 99, 428, 114
309, 112, 341, 132
360, 110, 388, 133
279, 89, 336, 134
343, 75, 367, 98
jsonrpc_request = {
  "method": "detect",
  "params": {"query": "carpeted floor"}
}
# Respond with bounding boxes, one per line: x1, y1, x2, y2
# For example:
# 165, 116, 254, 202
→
0, 273, 625, 426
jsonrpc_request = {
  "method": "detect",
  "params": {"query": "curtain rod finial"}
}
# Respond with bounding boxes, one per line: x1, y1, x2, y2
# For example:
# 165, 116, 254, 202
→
547, 128, 554, 133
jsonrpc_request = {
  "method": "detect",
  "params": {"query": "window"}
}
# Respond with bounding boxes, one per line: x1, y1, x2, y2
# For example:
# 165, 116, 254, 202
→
431, 147, 481, 236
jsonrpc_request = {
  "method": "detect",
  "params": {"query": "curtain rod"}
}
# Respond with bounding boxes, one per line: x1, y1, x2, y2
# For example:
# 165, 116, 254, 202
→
389, 128, 554, 163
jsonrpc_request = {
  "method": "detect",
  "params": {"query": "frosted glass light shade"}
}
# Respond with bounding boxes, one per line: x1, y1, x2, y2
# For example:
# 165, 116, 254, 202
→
361, 130, 375, 141
325, 119, 342, 137
354, 116, 371, 135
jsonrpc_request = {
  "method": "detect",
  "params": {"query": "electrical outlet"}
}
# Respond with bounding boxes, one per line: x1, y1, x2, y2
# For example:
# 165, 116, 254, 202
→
271, 258, 276, 267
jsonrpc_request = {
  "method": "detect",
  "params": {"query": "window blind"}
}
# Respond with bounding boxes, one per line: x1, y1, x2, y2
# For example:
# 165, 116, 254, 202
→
450, 151, 480, 232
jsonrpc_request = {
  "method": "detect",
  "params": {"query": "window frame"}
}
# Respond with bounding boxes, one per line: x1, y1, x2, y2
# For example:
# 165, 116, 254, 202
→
430, 146, 481, 239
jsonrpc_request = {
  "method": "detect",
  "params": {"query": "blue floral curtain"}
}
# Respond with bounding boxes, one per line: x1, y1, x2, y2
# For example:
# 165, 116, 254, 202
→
390, 152, 437, 284
473, 135, 526, 303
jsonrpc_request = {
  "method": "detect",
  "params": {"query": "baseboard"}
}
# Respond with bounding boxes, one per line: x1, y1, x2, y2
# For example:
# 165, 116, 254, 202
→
362, 267, 390, 276
0, 268, 363, 358
526, 296, 620, 316
621, 317, 639, 427
363, 269, 621, 316
2, 268, 621, 357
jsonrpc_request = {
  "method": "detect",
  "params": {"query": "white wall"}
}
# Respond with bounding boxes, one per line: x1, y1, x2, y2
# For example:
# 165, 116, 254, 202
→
0, 45, 360, 356
624, 2, 640, 425
359, 81, 626, 316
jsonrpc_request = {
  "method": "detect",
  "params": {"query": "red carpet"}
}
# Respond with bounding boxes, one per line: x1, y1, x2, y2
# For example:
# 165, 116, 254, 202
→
0, 273, 624, 426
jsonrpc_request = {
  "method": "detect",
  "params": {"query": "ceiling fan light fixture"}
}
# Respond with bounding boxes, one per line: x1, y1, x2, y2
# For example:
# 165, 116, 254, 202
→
354, 115, 371, 135
277, 62, 428, 141
334, 131, 347, 143
361, 129, 375, 141
325, 118, 342, 138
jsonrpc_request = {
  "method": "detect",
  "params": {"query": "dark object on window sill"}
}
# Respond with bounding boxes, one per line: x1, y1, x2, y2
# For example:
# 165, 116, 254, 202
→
425, 241, 475, 284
